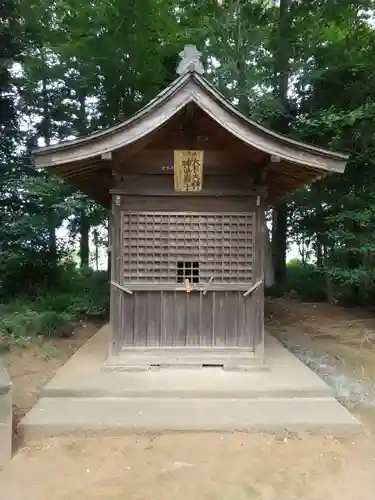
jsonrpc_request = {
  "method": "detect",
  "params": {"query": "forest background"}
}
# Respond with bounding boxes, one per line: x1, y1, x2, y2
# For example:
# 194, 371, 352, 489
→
1, 0, 374, 342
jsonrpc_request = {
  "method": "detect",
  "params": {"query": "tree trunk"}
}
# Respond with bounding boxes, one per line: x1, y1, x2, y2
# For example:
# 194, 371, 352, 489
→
48, 223, 57, 259
79, 209, 90, 267
316, 240, 323, 267
298, 236, 306, 265
93, 228, 99, 271
77, 90, 91, 267
41, 61, 51, 148
275, 0, 291, 123
272, 202, 288, 295
271, 0, 292, 296
235, 0, 250, 116
324, 245, 335, 304
41, 59, 57, 262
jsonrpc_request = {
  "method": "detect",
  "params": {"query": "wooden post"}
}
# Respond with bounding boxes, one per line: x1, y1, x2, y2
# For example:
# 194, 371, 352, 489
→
109, 196, 122, 357
254, 197, 265, 361
107, 211, 112, 281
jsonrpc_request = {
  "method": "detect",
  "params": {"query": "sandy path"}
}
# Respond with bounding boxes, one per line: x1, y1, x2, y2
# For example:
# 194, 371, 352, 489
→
1, 433, 374, 500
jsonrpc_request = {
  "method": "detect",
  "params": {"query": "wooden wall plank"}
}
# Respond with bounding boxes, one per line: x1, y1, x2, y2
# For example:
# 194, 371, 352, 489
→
174, 293, 187, 346
118, 195, 256, 212
237, 293, 248, 348
224, 292, 238, 347
113, 174, 254, 194
161, 291, 175, 346
213, 292, 227, 347
133, 292, 148, 346
186, 294, 201, 346
244, 294, 255, 348
122, 294, 135, 347
254, 287, 262, 350
200, 292, 214, 346
146, 292, 161, 346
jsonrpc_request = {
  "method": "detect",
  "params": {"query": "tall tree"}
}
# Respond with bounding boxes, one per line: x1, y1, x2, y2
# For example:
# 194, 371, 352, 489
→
270, 0, 292, 296
287, 1, 375, 302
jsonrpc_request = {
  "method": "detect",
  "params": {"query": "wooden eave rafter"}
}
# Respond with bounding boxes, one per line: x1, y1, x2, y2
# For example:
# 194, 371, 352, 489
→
33, 71, 348, 206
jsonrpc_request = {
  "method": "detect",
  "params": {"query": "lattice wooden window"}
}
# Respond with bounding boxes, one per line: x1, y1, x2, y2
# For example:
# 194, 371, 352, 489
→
177, 261, 200, 284
122, 212, 253, 283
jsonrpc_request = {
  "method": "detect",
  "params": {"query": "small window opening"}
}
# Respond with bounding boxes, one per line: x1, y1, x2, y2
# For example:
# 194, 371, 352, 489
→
177, 261, 200, 283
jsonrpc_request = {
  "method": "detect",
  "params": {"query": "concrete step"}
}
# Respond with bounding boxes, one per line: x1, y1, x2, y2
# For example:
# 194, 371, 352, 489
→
19, 396, 361, 441
0, 422, 12, 470
42, 385, 332, 399
42, 366, 334, 400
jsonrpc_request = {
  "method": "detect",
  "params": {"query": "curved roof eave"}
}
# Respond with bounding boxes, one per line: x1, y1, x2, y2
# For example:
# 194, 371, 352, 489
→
33, 72, 348, 173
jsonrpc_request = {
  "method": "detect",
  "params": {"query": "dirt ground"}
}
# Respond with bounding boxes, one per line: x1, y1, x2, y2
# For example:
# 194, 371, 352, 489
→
1, 433, 375, 500
1, 321, 100, 431
2, 300, 375, 500
266, 297, 375, 381
266, 297, 375, 429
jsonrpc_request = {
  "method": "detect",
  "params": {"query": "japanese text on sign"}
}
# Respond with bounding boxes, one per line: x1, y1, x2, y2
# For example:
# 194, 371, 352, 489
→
174, 150, 204, 192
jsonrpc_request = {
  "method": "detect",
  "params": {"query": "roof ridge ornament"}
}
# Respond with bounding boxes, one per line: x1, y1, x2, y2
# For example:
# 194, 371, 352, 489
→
176, 45, 205, 75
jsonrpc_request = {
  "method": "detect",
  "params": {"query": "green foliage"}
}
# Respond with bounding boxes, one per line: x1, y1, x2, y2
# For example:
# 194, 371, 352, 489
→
286, 261, 327, 302
38, 268, 110, 318
39, 345, 58, 361
328, 266, 375, 306
0, 268, 109, 350
37, 311, 75, 338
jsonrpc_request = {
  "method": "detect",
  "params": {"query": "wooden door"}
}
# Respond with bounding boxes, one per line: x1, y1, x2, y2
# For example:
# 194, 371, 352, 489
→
115, 211, 262, 351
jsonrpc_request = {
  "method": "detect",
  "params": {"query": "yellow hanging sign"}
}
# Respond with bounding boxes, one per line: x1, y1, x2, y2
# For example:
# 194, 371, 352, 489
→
174, 150, 204, 192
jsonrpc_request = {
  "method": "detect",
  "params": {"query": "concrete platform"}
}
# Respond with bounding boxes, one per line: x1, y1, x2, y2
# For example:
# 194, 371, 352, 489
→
0, 362, 12, 469
105, 346, 263, 370
19, 325, 361, 440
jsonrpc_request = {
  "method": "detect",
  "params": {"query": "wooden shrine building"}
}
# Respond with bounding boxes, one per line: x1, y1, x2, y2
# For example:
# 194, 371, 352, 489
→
34, 46, 348, 370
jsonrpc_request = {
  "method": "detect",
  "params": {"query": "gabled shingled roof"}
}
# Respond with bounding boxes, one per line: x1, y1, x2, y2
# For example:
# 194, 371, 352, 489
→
33, 71, 348, 206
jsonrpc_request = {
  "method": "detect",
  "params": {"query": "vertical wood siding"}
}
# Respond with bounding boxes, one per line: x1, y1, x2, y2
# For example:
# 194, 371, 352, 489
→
120, 290, 258, 348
